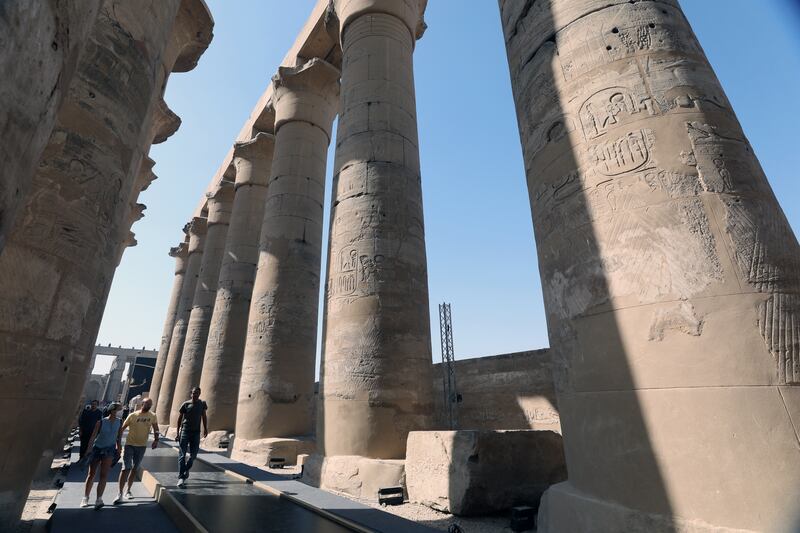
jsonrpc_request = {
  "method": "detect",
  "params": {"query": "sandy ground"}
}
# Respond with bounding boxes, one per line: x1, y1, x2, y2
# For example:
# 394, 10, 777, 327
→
15, 457, 69, 533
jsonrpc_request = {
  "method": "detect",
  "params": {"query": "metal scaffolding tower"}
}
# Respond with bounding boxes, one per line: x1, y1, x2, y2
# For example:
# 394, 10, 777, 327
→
438, 302, 457, 429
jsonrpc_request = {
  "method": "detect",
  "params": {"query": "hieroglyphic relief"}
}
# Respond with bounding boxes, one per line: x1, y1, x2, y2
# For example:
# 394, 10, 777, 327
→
247, 292, 276, 337
580, 88, 656, 140
327, 247, 385, 301
588, 128, 655, 176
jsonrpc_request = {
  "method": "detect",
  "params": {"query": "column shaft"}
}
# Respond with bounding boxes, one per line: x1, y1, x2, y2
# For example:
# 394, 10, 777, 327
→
0, 1, 102, 252
0, 1, 189, 527
234, 60, 339, 453
200, 133, 275, 436
320, 1, 434, 459
498, 1, 800, 531
156, 218, 206, 428
148, 242, 189, 407
170, 187, 233, 430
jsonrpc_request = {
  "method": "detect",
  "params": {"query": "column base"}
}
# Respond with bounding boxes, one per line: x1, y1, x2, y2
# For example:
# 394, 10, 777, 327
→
302, 454, 406, 502
538, 482, 759, 533
165, 426, 179, 440
230, 436, 315, 466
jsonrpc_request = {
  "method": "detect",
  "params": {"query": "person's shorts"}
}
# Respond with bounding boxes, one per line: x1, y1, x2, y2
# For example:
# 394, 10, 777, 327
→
122, 445, 147, 471
92, 445, 116, 461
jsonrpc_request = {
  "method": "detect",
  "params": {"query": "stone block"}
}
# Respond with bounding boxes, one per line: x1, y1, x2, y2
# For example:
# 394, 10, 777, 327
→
201, 430, 230, 450
300, 454, 406, 501
230, 436, 315, 466
406, 430, 566, 516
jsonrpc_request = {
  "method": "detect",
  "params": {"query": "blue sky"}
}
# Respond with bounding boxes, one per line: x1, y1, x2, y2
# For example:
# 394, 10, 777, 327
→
95, 0, 800, 374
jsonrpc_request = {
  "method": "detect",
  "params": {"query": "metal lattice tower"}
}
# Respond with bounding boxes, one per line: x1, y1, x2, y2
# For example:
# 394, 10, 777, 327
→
438, 302, 457, 429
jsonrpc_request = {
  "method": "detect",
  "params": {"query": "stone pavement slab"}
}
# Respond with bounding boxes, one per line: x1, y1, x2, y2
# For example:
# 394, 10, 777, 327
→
49, 449, 178, 533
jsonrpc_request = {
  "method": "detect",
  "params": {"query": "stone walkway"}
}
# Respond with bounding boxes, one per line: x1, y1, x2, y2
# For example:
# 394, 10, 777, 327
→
49, 446, 178, 533
47, 438, 438, 532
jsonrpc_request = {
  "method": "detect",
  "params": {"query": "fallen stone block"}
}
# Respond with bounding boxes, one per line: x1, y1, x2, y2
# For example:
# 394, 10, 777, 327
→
406, 430, 566, 515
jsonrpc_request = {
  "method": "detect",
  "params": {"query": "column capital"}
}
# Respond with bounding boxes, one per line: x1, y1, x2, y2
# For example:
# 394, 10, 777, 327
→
151, 98, 182, 145
205, 181, 234, 226
167, 0, 214, 73
233, 132, 276, 163
135, 156, 158, 193
233, 132, 276, 188
271, 58, 340, 140
169, 241, 189, 274
184, 216, 207, 254
169, 241, 189, 259
330, 0, 428, 42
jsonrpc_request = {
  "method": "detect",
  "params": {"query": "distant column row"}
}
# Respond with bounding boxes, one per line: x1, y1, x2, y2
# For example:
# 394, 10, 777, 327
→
149, 0, 435, 488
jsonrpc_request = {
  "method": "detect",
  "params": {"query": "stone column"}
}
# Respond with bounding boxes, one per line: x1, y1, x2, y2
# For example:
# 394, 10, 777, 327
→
232, 59, 339, 463
0, 1, 102, 252
498, 1, 800, 531
169, 185, 234, 432
0, 1, 212, 527
200, 133, 275, 444
148, 241, 189, 407
319, 0, 434, 462
156, 217, 206, 429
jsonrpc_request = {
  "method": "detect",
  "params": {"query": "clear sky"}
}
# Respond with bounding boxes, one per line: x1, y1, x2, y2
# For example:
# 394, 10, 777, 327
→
95, 0, 800, 375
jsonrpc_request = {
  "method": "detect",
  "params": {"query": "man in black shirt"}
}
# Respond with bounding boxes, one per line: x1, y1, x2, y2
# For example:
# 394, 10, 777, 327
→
175, 386, 207, 487
78, 400, 102, 458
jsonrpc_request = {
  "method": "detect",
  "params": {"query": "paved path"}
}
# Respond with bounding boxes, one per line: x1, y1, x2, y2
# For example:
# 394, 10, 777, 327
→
49, 437, 438, 532
49, 446, 178, 533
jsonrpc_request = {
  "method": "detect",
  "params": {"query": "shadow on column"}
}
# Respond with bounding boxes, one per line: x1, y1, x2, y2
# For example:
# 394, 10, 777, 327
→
498, 0, 677, 529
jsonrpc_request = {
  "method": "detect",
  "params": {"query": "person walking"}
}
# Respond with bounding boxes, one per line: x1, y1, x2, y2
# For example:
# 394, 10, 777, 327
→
175, 387, 207, 487
78, 400, 102, 459
81, 403, 122, 509
113, 398, 159, 504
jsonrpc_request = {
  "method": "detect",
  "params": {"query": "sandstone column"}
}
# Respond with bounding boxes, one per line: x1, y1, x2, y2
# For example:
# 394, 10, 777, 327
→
156, 217, 206, 428
170, 185, 234, 431
498, 1, 800, 531
233, 59, 339, 461
319, 0, 434, 460
0, 1, 211, 527
148, 241, 189, 407
200, 133, 275, 443
0, 1, 102, 252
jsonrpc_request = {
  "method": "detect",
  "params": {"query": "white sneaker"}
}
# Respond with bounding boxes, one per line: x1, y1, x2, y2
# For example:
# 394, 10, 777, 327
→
113, 493, 123, 505
125, 491, 134, 500
80, 497, 89, 508
176, 478, 185, 488
94, 497, 104, 509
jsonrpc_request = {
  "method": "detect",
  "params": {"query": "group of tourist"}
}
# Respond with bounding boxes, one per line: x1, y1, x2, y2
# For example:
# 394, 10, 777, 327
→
78, 387, 208, 509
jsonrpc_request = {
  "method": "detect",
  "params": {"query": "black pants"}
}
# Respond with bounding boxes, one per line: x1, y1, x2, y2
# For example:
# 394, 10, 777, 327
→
79, 430, 91, 458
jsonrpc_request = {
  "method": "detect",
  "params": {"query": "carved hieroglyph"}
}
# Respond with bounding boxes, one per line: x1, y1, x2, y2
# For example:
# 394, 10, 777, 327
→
499, 0, 800, 531
234, 59, 339, 454
0, 0, 212, 527
169, 185, 233, 431
199, 133, 275, 437
155, 217, 207, 428
319, 0, 434, 460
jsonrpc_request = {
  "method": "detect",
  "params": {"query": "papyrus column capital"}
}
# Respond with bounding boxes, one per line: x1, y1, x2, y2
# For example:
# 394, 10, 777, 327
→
330, 0, 428, 43
205, 181, 234, 226
185, 216, 207, 254
166, 0, 214, 73
271, 58, 341, 141
169, 241, 190, 274
232, 132, 276, 188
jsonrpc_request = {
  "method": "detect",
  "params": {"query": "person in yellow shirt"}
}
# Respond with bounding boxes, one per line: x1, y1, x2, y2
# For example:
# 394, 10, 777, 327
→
113, 398, 159, 504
